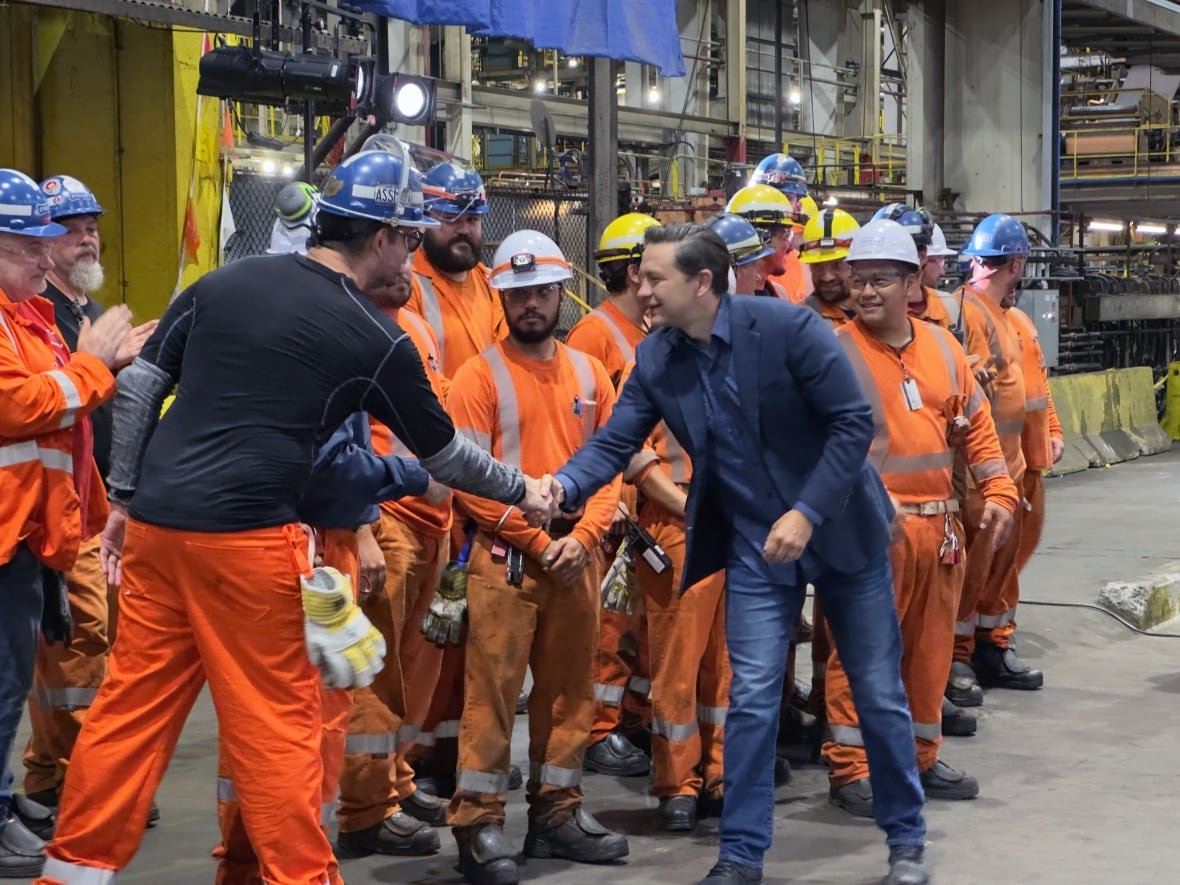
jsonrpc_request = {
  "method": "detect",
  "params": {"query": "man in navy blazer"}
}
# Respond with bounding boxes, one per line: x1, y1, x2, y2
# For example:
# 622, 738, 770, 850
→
551, 224, 929, 885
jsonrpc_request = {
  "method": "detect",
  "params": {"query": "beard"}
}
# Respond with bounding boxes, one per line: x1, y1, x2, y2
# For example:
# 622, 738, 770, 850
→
67, 258, 105, 295
422, 231, 480, 274
509, 311, 560, 344
814, 283, 848, 304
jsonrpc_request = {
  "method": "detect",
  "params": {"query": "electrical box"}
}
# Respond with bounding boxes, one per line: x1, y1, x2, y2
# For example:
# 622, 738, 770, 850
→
1017, 289, 1059, 369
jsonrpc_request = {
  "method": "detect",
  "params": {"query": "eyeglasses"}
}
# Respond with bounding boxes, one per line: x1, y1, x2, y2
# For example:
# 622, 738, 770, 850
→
0, 241, 53, 261
850, 271, 909, 291
391, 227, 424, 252
502, 283, 563, 305
756, 226, 789, 244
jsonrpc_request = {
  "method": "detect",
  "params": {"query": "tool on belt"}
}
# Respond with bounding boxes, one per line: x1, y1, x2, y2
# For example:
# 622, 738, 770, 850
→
421, 521, 476, 646
938, 512, 961, 566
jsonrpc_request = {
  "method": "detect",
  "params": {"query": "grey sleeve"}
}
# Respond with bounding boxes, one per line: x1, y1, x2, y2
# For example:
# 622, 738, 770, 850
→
106, 358, 174, 504
419, 430, 525, 505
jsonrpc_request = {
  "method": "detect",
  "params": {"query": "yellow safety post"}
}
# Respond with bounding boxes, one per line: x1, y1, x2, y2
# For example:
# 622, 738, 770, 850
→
1160, 362, 1180, 439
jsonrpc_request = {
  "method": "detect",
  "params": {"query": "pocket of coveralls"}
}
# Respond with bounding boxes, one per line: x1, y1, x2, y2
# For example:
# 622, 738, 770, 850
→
181, 526, 309, 625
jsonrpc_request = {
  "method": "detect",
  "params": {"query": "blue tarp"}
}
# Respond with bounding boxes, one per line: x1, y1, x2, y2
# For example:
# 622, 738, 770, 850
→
352, 0, 686, 76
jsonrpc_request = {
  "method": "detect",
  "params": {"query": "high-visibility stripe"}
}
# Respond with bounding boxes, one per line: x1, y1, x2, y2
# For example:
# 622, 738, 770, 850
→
652, 715, 699, 743
434, 719, 461, 739
594, 683, 625, 706
969, 458, 1009, 481
217, 777, 238, 802
41, 858, 117, 884
529, 762, 582, 788
399, 308, 443, 371
966, 385, 987, 416
1025, 395, 1048, 412
398, 723, 422, 743
591, 305, 636, 362
929, 325, 962, 392
698, 704, 728, 726
48, 367, 82, 411
976, 607, 1016, 629
416, 730, 435, 747
457, 426, 493, 452
0, 439, 73, 473
481, 346, 522, 466
35, 686, 98, 709
881, 450, 955, 475
913, 721, 942, 741
0, 312, 16, 351
627, 676, 652, 697
345, 732, 397, 755
994, 419, 1024, 436
836, 336, 889, 469
565, 347, 598, 443
829, 724, 864, 746
458, 769, 510, 793
954, 619, 975, 636
415, 273, 446, 368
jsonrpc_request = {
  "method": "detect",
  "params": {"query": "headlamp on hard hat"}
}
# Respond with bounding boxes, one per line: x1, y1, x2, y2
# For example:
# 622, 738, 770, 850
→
511, 252, 536, 273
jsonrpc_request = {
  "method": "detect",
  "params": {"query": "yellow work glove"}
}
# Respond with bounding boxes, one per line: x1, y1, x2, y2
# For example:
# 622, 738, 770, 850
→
301, 567, 386, 689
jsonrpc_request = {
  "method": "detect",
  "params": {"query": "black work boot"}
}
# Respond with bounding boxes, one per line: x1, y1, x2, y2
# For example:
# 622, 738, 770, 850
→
335, 811, 441, 858
920, 759, 979, 801
973, 642, 1044, 690
946, 660, 984, 707
941, 697, 977, 737
658, 795, 697, 831
402, 787, 449, 826
23, 789, 57, 810
456, 823, 519, 885
582, 731, 649, 777
773, 756, 791, 787
0, 813, 45, 878
829, 778, 874, 818
886, 844, 931, 885
507, 763, 523, 791
11, 796, 54, 841
699, 859, 763, 883
415, 774, 456, 799
523, 807, 628, 863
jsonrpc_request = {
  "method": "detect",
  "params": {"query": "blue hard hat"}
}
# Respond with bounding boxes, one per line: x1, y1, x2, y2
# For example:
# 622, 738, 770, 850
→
0, 169, 67, 238
751, 153, 808, 197
961, 213, 1030, 258
422, 161, 488, 221
871, 202, 933, 248
706, 213, 775, 267
41, 175, 105, 220
316, 147, 439, 228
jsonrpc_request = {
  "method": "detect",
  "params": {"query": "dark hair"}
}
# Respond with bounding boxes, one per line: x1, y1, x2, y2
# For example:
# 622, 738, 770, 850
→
644, 223, 730, 295
598, 259, 635, 294
309, 213, 385, 257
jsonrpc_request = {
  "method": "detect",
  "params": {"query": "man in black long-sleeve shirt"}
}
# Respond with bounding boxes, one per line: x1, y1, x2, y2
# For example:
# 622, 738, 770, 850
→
37, 148, 559, 885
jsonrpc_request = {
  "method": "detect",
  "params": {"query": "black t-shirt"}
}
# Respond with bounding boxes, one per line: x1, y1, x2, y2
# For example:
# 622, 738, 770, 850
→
43, 281, 113, 479
130, 253, 456, 531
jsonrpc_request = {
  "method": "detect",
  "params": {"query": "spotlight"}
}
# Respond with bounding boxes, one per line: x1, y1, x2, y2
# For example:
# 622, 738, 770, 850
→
788, 88, 802, 105
370, 73, 438, 126
647, 87, 661, 105
534, 80, 547, 94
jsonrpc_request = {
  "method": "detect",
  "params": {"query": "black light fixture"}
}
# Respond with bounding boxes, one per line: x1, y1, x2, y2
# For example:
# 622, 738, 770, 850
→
197, 45, 367, 116
370, 73, 438, 126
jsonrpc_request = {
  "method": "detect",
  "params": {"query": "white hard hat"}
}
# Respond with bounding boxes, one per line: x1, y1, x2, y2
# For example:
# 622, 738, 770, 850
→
846, 219, 920, 268
928, 223, 957, 258
490, 229, 572, 289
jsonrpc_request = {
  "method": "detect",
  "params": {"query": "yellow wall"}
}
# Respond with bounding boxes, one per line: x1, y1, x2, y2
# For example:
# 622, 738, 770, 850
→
0, 11, 211, 320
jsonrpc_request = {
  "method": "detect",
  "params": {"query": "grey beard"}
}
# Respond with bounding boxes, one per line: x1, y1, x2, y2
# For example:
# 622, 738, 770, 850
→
68, 259, 105, 295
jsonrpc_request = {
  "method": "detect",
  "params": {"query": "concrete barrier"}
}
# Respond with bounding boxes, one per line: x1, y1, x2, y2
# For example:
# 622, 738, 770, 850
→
1047, 367, 1172, 478
1099, 562, 1180, 630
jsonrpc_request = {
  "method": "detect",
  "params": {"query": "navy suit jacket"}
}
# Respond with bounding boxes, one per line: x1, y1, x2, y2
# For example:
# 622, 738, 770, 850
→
558, 295, 893, 591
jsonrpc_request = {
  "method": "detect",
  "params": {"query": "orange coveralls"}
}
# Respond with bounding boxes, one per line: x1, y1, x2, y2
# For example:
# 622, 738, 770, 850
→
445, 341, 620, 830
337, 307, 454, 834
565, 299, 651, 745
767, 250, 812, 303
954, 286, 1027, 660
827, 318, 1018, 784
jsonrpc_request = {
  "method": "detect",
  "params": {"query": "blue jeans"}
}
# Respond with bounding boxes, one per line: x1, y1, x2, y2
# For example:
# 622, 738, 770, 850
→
0, 545, 44, 816
720, 549, 925, 869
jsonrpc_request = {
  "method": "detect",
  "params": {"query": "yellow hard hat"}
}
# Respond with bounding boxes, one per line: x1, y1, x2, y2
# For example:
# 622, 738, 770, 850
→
799, 208, 861, 264
725, 184, 792, 227
794, 195, 819, 225
595, 213, 661, 264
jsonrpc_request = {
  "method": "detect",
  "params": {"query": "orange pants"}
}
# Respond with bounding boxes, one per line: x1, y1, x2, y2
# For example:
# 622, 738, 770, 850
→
955, 490, 1025, 659
23, 535, 115, 797
638, 502, 729, 799
825, 512, 965, 784
213, 528, 360, 885
449, 534, 600, 831
1015, 470, 1044, 574
36, 520, 331, 885
589, 608, 642, 742
338, 512, 447, 832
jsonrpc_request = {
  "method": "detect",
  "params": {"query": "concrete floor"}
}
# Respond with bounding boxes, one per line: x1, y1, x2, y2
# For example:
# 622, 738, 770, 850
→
15, 449, 1180, 884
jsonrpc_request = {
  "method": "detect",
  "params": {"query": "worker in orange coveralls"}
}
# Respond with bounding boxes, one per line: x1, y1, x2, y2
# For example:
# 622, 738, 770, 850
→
444, 230, 628, 885
823, 218, 1018, 821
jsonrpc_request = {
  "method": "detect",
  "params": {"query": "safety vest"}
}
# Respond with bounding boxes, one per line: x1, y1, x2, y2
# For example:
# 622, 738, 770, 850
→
0, 296, 111, 570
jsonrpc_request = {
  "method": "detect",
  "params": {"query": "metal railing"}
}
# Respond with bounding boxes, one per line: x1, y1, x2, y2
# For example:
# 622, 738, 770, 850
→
1060, 122, 1180, 179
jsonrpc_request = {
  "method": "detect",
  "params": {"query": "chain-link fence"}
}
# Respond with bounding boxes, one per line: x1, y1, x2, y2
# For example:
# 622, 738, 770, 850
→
223, 172, 286, 263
